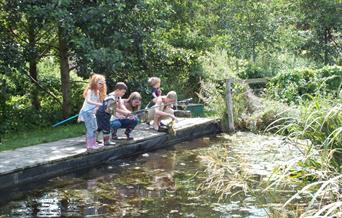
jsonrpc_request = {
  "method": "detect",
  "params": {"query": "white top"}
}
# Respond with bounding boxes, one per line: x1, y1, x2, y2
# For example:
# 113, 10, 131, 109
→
80, 90, 100, 113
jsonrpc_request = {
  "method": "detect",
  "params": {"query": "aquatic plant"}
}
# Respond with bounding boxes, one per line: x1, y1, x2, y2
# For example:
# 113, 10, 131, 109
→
197, 142, 252, 201
263, 95, 342, 216
264, 144, 342, 217
267, 96, 342, 152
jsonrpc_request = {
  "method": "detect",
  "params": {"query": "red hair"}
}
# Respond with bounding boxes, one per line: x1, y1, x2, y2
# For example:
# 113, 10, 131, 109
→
83, 73, 107, 102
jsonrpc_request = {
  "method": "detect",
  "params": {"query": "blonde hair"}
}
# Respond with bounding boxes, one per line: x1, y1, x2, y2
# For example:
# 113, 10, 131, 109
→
148, 77, 161, 87
166, 91, 177, 100
125, 92, 142, 111
83, 73, 107, 102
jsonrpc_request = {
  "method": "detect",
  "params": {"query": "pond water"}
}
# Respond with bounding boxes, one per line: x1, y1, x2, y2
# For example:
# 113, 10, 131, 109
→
0, 132, 302, 217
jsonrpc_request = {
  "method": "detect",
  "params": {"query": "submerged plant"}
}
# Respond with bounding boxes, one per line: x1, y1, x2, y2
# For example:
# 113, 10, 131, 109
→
197, 143, 250, 201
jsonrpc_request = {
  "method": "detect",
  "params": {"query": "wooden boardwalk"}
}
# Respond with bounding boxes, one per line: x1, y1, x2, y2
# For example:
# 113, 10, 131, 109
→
0, 118, 219, 192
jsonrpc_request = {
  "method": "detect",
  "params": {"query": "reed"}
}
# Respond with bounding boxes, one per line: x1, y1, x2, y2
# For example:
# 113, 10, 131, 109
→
264, 96, 342, 216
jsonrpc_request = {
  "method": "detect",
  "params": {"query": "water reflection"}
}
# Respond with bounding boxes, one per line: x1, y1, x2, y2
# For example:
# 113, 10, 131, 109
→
0, 134, 296, 217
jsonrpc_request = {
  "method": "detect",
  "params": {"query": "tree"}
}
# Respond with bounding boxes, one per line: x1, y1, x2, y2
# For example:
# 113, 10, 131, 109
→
218, 0, 278, 63
294, 0, 341, 65
0, 0, 57, 110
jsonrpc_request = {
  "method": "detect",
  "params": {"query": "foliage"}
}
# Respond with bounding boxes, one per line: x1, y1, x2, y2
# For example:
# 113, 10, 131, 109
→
266, 66, 342, 104
292, 0, 342, 65
0, 0, 341, 138
237, 63, 270, 80
268, 96, 342, 151
318, 65, 342, 93
196, 48, 300, 133
240, 98, 298, 132
218, 0, 280, 63
0, 58, 85, 137
263, 84, 342, 216
198, 48, 245, 81
196, 48, 245, 130
38, 58, 85, 114
265, 144, 342, 217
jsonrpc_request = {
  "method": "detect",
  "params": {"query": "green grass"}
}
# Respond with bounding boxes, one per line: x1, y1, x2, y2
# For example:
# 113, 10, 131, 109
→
0, 124, 85, 152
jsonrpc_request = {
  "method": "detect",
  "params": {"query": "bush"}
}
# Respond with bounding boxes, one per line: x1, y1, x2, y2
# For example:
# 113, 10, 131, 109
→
266, 66, 342, 104
0, 58, 86, 138
237, 63, 274, 79
196, 49, 241, 109
242, 98, 298, 132
236, 63, 275, 92
268, 96, 342, 150
318, 65, 342, 92
196, 49, 293, 132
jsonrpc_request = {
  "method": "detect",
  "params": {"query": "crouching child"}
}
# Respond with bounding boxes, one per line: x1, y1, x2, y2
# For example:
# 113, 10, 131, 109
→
110, 92, 140, 140
96, 82, 127, 145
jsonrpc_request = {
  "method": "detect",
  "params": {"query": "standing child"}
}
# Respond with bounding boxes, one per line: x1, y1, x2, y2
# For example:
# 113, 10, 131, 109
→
78, 73, 107, 150
148, 77, 161, 100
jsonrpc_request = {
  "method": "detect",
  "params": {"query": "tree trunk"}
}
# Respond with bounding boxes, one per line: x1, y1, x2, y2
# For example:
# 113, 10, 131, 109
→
28, 23, 40, 110
252, 42, 256, 63
29, 59, 40, 110
324, 28, 331, 65
58, 27, 71, 118
324, 29, 329, 65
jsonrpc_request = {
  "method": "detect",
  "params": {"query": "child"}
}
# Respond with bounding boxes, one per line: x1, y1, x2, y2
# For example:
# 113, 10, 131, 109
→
147, 91, 177, 131
124, 92, 142, 112
148, 77, 161, 100
78, 73, 106, 150
111, 92, 141, 140
96, 82, 130, 145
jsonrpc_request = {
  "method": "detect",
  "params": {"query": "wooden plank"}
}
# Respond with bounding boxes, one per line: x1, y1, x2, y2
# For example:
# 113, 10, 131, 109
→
232, 77, 270, 84
243, 78, 269, 84
0, 118, 220, 195
225, 79, 235, 133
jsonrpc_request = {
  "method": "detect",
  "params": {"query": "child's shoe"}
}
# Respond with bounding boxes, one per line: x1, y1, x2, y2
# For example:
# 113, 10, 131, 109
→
111, 129, 118, 140
104, 134, 116, 146
124, 128, 134, 140
88, 137, 103, 150
86, 137, 92, 150
96, 131, 103, 144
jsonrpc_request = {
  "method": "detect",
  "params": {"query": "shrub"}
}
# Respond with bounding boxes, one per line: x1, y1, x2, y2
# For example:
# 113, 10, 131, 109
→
196, 48, 245, 130
318, 65, 342, 92
237, 63, 274, 79
266, 66, 342, 104
269, 96, 342, 151
0, 58, 86, 137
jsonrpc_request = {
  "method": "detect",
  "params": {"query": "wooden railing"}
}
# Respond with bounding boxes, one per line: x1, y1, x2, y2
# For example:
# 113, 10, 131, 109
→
225, 77, 270, 133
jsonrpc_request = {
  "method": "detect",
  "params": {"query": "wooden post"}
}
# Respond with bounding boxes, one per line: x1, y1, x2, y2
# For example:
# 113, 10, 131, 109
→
225, 79, 235, 133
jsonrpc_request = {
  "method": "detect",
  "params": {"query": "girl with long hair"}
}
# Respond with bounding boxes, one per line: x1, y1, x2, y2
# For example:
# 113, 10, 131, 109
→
78, 73, 107, 150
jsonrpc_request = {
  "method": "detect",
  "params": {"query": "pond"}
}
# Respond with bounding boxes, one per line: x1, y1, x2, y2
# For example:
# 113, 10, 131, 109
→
0, 132, 302, 217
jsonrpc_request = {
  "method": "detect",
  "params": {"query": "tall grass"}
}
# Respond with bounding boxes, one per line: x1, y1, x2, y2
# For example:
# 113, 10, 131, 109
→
197, 94, 342, 216
267, 96, 342, 151
264, 95, 342, 216
264, 144, 342, 217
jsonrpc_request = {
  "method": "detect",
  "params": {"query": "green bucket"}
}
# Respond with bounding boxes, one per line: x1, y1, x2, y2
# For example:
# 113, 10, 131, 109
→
185, 103, 204, 117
